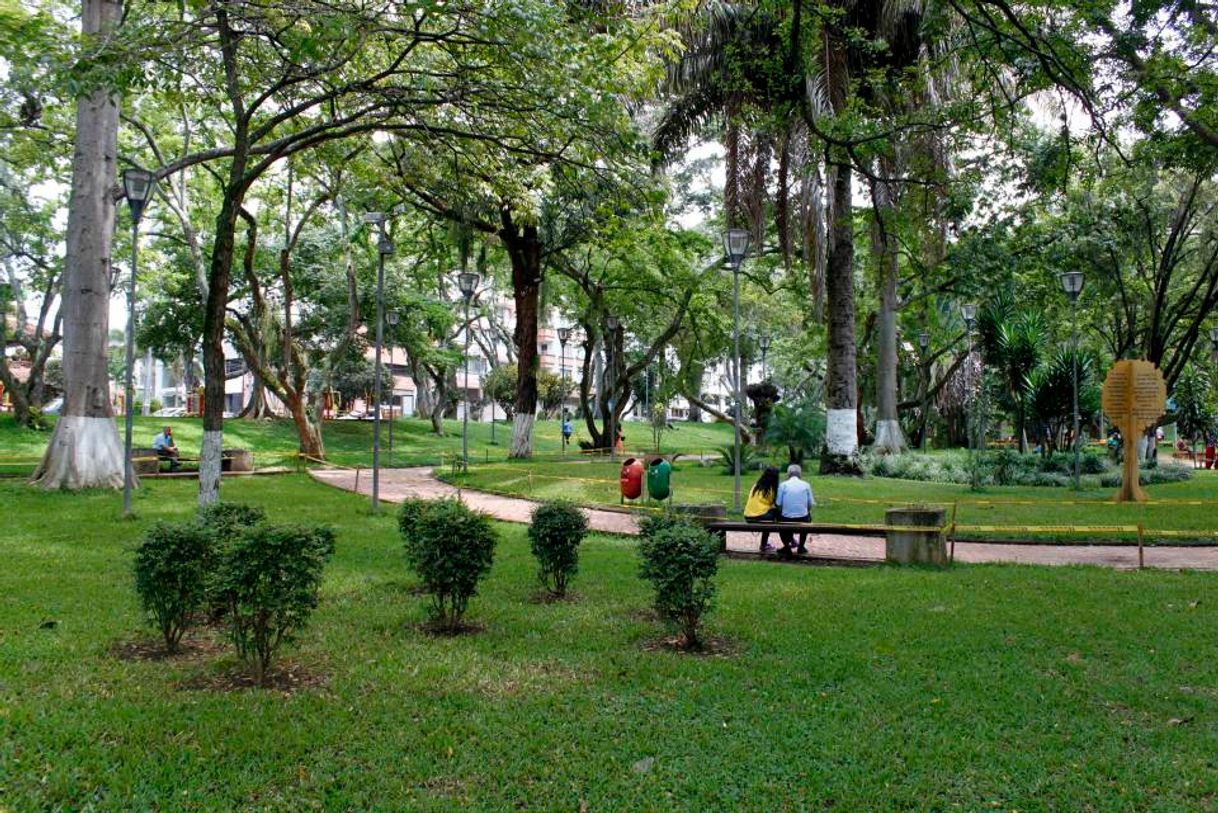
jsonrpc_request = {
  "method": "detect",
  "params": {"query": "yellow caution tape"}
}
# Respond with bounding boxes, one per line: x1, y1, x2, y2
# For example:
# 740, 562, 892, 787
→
953, 524, 1140, 534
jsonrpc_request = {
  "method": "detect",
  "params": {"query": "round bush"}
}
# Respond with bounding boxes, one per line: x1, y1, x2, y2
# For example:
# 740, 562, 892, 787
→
197, 501, 266, 547
402, 499, 497, 631
133, 521, 215, 653
210, 523, 335, 685
637, 518, 720, 649
528, 500, 588, 598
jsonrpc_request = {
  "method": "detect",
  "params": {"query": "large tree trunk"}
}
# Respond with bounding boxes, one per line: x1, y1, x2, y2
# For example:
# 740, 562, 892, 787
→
200, 193, 242, 505
33, 0, 125, 490
503, 219, 541, 459
872, 175, 906, 455
287, 392, 323, 458
820, 158, 861, 474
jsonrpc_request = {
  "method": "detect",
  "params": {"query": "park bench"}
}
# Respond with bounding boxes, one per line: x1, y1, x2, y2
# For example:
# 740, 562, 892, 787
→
127, 448, 253, 475
705, 520, 886, 554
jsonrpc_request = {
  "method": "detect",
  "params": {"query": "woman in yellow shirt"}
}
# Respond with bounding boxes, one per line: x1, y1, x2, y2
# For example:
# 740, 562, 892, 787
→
744, 466, 781, 552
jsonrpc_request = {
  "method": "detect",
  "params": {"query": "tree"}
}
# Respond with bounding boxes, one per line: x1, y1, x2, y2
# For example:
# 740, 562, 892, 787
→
1172, 365, 1215, 454
33, 0, 125, 489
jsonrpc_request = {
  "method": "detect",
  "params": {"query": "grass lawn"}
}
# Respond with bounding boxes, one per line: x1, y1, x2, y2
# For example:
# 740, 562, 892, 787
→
0, 414, 737, 475
448, 459, 1218, 543
2, 474, 1218, 809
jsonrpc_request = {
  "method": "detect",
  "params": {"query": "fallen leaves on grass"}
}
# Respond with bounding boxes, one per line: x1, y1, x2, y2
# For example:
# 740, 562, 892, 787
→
641, 634, 738, 658
110, 636, 226, 662
176, 660, 327, 693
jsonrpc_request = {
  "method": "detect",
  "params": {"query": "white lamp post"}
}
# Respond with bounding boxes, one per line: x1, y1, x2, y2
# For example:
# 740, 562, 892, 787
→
1060, 271, 1085, 489
121, 167, 155, 517
723, 228, 750, 513
365, 212, 393, 512
458, 271, 480, 467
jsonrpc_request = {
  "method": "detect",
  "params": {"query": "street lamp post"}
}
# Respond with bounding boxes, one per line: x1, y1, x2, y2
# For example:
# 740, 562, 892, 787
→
386, 310, 399, 457
961, 303, 980, 468
121, 167, 155, 517
605, 315, 620, 462
458, 271, 480, 467
759, 332, 771, 381
1060, 272, 1085, 490
365, 212, 393, 512
918, 330, 931, 450
558, 326, 571, 456
723, 228, 751, 514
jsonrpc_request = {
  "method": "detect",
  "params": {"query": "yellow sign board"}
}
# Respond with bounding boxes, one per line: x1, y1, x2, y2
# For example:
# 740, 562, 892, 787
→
1101, 360, 1166, 503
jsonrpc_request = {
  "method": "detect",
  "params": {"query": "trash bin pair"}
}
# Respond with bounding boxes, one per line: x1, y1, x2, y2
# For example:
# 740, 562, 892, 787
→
620, 457, 672, 503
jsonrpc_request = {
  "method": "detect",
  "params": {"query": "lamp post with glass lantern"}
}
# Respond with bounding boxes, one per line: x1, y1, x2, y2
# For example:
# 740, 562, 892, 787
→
121, 167, 155, 517
759, 332, 771, 381
723, 228, 750, 513
557, 326, 571, 455
458, 271, 480, 467
1060, 271, 1085, 489
386, 310, 399, 456
605, 314, 619, 462
364, 212, 393, 512
918, 330, 931, 450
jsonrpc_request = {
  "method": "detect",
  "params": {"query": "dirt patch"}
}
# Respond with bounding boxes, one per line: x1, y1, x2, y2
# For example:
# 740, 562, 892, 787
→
641, 634, 738, 658
176, 659, 327, 693
110, 636, 226, 662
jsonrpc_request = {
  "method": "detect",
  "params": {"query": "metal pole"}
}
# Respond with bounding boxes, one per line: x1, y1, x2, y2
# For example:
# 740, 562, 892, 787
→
608, 333, 616, 463
372, 249, 384, 512
1071, 298, 1081, 490
123, 221, 138, 516
463, 296, 471, 466
560, 341, 567, 457
920, 363, 930, 450
732, 262, 743, 514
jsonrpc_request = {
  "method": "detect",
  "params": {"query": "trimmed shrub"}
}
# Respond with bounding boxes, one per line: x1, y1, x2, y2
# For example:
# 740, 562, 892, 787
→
638, 512, 691, 541
528, 500, 588, 597
210, 524, 335, 685
402, 499, 497, 632
637, 518, 721, 649
133, 522, 215, 653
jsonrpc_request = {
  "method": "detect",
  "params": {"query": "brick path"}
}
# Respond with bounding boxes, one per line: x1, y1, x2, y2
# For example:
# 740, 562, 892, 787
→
310, 467, 1218, 571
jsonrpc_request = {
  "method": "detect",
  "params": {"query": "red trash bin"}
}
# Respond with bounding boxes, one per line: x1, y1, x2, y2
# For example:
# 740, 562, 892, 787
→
620, 458, 644, 502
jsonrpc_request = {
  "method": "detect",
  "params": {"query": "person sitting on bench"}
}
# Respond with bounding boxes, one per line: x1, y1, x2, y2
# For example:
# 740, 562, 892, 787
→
744, 466, 781, 553
152, 425, 181, 472
775, 463, 815, 555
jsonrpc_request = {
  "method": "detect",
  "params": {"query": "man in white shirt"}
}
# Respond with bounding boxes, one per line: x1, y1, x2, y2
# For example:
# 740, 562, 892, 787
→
775, 463, 815, 554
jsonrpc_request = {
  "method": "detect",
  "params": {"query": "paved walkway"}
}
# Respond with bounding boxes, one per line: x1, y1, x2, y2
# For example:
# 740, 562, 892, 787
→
310, 467, 1218, 571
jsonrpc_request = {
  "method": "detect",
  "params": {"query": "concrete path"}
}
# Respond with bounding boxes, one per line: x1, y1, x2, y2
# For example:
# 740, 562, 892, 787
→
310, 467, 1218, 571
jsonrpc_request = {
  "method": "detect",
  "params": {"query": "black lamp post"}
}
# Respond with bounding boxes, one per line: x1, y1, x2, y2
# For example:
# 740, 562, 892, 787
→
558, 326, 571, 455
364, 212, 393, 512
386, 310, 399, 456
121, 167, 155, 517
918, 330, 931, 450
458, 271, 480, 467
605, 314, 620, 461
759, 332, 771, 381
723, 228, 750, 513
1060, 271, 1085, 489
961, 303, 980, 465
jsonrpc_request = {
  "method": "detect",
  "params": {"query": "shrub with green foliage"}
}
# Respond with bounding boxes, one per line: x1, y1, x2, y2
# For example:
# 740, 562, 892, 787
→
397, 498, 429, 541
637, 518, 721, 649
401, 499, 497, 632
198, 502, 267, 547
209, 524, 335, 685
528, 500, 588, 597
133, 522, 215, 653
862, 448, 1123, 487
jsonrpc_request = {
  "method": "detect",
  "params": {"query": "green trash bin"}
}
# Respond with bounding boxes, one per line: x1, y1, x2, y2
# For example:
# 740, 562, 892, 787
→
646, 457, 672, 501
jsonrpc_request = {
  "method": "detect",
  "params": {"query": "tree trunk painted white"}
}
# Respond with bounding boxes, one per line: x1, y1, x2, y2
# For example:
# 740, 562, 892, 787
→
33, 0, 124, 490
33, 416, 126, 490
826, 409, 859, 457
142, 348, 154, 415
510, 412, 535, 459
198, 429, 222, 505
874, 419, 906, 454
